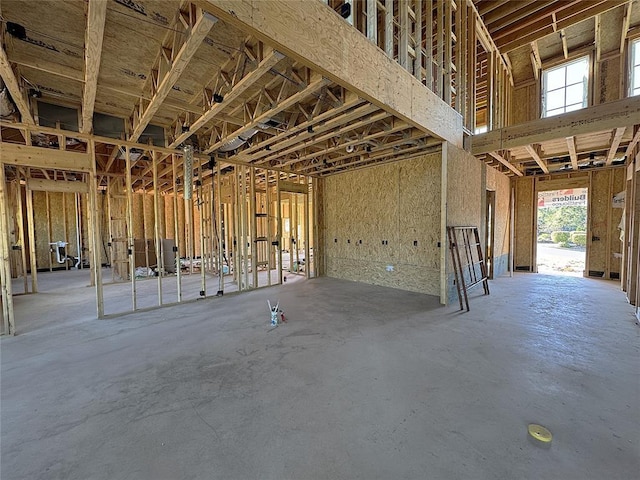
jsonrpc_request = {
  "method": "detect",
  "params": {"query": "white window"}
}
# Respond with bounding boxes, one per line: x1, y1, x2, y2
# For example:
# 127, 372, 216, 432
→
542, 56, 589, 118
630, 38, 640, 96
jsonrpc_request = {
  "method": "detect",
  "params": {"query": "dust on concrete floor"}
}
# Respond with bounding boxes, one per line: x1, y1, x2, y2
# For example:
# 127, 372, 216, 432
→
1, 274, 639, 479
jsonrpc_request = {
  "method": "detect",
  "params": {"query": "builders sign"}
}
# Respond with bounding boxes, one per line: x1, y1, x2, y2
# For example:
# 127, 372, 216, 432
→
538, 188, 587, 208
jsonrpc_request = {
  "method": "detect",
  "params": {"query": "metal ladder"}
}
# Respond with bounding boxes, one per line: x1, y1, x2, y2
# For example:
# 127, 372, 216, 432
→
447, 226, 490, 311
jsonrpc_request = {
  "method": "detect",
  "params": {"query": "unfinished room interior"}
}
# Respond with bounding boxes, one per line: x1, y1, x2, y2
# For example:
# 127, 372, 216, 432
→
1, 0, 639, 478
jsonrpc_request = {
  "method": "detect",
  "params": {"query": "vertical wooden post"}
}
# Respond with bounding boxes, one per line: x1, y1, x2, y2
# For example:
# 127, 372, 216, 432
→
45, 192, 52, 272
63, 191, 70, 270
172, 154, 182, 302
153, 152, 163, 305
88, 139, 104, 318
415, 0, 423, 82
250, 166, 258, 288
385, 0, 393, 58
0, 163, 15, 334
487, 49, 495, 131
14, 173, 28, 292
444, 0, 452, 105
25, 169, 38, 293
277, 173, 283, 285
266, 169, 273, 286
75, 192, 83, 270
198, 159, 206, 296
436, 0, 444, 98
399, 0, 409, 70
425, 0, 433, 90
440, 142, 448, 305
366, 0, 377, 43
241, 166, 249, 289
216, 160, 224, 293
304, 178, 310, 279
125, 146, 136, 311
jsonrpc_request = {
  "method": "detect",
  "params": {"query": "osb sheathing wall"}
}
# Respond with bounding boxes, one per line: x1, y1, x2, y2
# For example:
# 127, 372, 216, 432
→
444, 143, 485, 301
323, 153, 442, 296
513, 169, 625, 278
486, 165, 512, 276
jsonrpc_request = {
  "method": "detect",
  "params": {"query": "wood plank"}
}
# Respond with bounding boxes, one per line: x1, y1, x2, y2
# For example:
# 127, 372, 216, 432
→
606, 126, 626, 165
199, 0, 463, 147
130, 10, 217, 142
27, 178, 89, 193
367, 0, 378, 43
385, 0, 394, 56
81, 0, 108, 134
473, 97, 640, 154
566, 136, 579, 170
1, 143, 91, 171
487, 151, 523, 176
524, 144, 549, 173
0, 45, 35, 124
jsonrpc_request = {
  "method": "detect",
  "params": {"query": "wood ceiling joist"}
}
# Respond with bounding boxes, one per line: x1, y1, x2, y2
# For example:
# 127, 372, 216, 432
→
495, 0, 628, 52
524, 143, 549, 173
169, 49, 285, 148
238, 102, 378, 164
274, 111, 394, 167
129, 9, 217, 142
80, 0, 107, 134
487, 150, 523, 176
606, 127, 626, 165
287, 118, 411, 166
0, 45, 35, 125
477, 0, 513, 16
566, 136, 579, 170
204, 76, 331, 154
482, 0, 554, 32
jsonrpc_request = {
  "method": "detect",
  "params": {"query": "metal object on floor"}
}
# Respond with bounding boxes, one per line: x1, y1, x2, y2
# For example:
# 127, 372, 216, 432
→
447, 226, 490, 311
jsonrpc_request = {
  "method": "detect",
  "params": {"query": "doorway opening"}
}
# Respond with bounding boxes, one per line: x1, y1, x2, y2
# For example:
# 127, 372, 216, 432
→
536, 188, 588, 276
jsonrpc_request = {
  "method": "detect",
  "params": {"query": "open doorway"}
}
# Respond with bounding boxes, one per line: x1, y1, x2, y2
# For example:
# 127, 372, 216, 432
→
536, 188, 588, 276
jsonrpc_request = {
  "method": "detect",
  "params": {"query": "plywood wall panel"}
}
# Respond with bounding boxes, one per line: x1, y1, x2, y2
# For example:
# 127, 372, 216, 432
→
514, 176, 534, 270
324, 153, 441, 296
486, 166, 512, 275
589, 170, 611, 274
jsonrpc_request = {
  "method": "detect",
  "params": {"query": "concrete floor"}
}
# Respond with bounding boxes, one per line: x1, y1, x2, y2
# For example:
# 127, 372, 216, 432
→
1, 274, 639, 479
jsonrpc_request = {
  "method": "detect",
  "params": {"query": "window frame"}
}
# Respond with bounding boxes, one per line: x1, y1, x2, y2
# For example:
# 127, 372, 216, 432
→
629, 37, 640, 97
541, 55, 590, 118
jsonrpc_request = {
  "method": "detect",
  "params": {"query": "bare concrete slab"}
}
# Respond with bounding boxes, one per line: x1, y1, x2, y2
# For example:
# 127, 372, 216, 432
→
1, 274, 638, 479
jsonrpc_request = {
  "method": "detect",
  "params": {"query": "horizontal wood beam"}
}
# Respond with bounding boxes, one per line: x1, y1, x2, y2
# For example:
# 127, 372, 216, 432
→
473, 97, 640, 154
1, 143, 91, 172
130, 10, 217, 142
198, 0, 463, 147
26, 178, 89, 193
0, 45, 34, 125
81, 0, 108, 134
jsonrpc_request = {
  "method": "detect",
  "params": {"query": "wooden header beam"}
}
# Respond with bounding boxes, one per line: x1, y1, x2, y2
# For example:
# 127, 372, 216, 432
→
473, 97, 640, 154
198, 0, 463, 147
27, 178, 89, 193
0, 45, 35, 125
1, 143, 91, 172
81, 0, 108, 134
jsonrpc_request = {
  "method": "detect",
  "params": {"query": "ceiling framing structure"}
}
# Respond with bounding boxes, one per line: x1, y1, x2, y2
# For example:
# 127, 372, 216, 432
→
0, 0, 638, 185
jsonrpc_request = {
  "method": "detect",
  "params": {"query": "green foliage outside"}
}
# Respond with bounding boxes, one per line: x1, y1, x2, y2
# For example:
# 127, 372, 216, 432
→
551, 231, 571, 243
558, 241, 572, 248
537, 233, 552, 243
571, 232, 587, 246
538, 206, 587, 234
